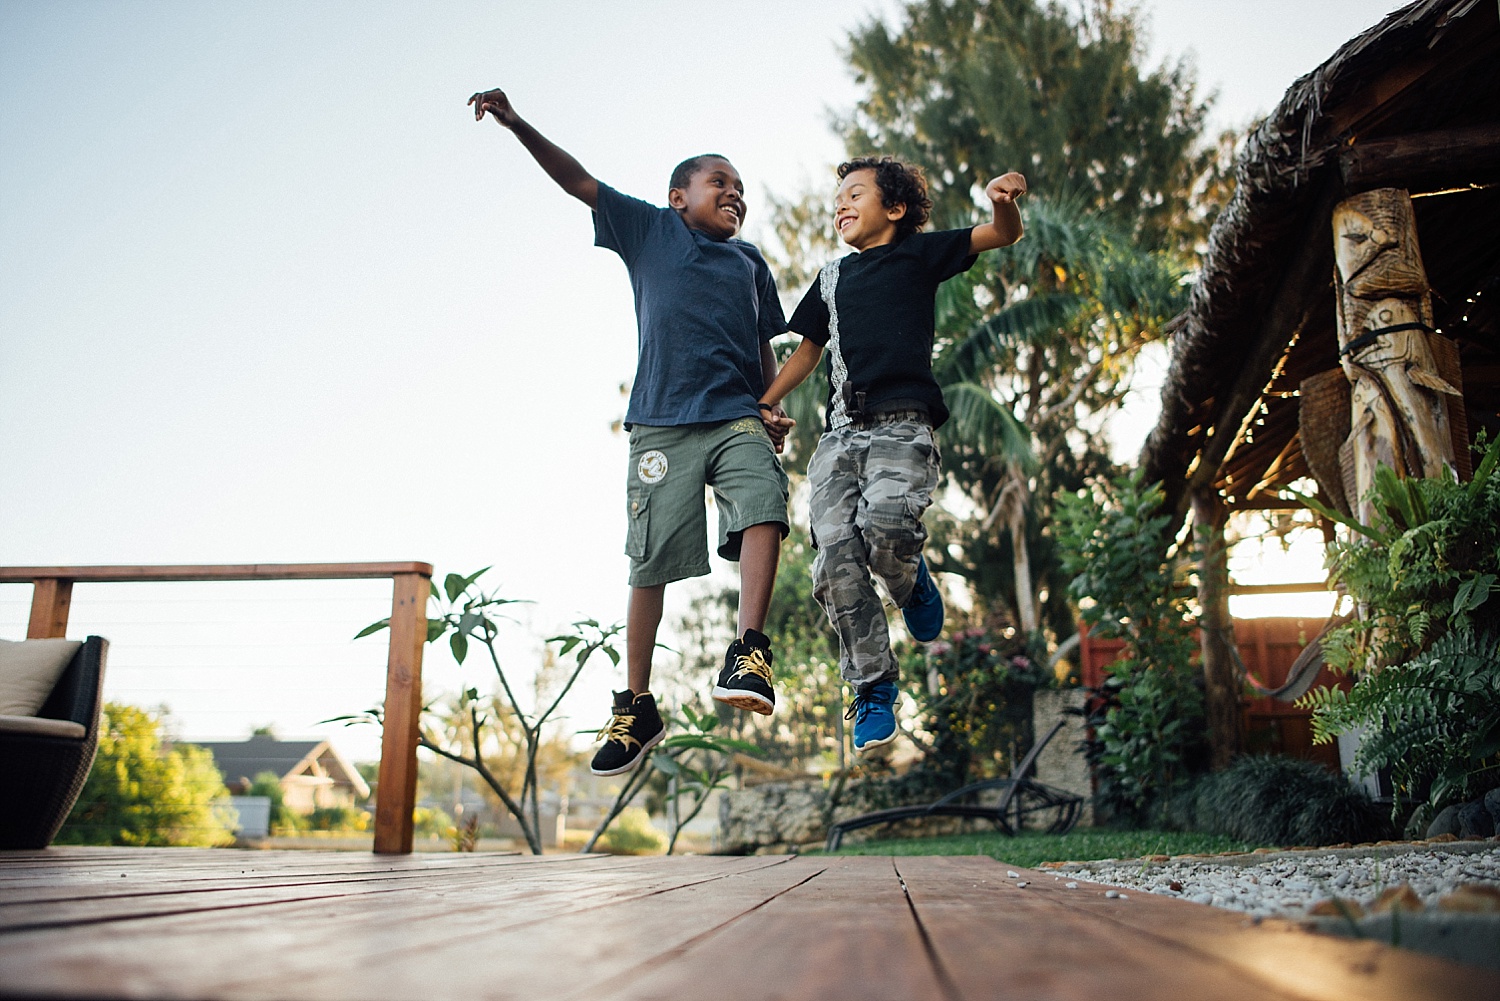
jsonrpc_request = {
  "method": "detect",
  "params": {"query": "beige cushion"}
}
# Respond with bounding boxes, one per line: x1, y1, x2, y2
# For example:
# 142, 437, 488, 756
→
0, 638, 83, 716
0, 714, 87, 739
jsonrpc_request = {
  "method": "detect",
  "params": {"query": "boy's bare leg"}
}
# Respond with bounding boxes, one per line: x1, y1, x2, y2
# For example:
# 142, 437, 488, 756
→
736, 522, 782, 635
626, 584, 665, 694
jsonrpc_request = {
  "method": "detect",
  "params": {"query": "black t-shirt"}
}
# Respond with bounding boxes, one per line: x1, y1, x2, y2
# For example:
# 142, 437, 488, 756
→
788, 228, 976, 430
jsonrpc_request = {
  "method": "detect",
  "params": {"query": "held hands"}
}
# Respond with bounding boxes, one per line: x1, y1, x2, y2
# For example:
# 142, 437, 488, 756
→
759, 405, 795, 454
985, 172, 1027, 205
469, 88, 519, 128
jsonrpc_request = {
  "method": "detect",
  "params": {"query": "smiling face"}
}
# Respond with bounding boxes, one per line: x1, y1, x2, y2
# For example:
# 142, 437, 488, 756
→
668, 157, 745, 240
834, 168, 906, 251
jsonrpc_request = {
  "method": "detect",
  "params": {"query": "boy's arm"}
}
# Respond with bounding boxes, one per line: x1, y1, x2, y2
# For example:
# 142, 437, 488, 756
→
759, 337, 824, 408
969, 172, 1027, 253
758, 341, 792, 452
469, 88, 599, 209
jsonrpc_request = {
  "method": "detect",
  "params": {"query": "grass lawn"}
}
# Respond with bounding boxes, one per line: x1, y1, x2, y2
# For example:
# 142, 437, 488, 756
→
822, 829, 1255, 868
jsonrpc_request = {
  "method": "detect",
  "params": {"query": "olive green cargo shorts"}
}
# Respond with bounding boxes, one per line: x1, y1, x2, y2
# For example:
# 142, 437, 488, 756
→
625, 418, 790, 588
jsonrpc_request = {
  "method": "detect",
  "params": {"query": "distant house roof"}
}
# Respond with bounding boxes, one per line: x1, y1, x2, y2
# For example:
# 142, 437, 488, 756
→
1139, 0, 1500, 521
195, 734, 370, 798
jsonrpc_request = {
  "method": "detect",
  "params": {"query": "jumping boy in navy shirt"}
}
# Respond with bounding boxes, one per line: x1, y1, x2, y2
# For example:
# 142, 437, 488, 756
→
758, 156, 1025, 756
470, 88, 791, 776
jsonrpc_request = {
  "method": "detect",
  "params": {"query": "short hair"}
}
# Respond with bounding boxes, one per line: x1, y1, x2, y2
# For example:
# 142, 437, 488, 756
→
669, 153, 731, 193
838, 156, 932, 241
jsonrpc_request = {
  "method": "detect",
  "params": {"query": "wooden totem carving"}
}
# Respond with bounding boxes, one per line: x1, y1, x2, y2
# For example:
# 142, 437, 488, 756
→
1332, 188, 1458, 522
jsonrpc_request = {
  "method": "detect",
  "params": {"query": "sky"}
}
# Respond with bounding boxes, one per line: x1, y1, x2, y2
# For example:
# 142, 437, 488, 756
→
1, 0, 1395, 758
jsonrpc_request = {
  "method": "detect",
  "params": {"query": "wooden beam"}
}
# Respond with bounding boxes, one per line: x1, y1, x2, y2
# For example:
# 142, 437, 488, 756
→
1193, 490, 1241, 771
1228, 581, 1330, 596
374, 572, 428, 855
25, 579, 72, 639
1341, 123, 1500, 193
0, 562, 433, 583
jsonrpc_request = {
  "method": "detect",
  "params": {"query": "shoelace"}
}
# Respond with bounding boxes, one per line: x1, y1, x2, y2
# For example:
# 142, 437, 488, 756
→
844, 689, 887, 724
730, 647, 772, 684
597, 708, 640, 750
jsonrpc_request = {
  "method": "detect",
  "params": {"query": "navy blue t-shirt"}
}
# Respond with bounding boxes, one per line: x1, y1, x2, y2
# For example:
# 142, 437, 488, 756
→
789, 228, 976, 430
593, 183, 787, 428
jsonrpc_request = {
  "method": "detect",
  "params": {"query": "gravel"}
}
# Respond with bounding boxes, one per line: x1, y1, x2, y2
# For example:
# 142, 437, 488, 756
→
1038, 840, 1500, 970
1045, 840, 1500, 920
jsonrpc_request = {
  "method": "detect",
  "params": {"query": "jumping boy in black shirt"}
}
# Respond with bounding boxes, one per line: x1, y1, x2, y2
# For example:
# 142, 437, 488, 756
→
758, 156, 1025, 756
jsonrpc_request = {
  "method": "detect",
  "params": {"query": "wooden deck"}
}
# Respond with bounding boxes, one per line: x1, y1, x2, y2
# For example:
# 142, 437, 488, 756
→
0, 848, 1494, 1000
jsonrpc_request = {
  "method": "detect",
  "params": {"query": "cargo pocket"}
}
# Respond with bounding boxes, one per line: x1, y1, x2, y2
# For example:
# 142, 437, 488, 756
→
625, 489, 650, 560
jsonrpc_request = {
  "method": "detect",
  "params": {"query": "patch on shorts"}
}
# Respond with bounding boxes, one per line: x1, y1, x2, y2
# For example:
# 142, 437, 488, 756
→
637, 450, 669, 484
730, 417, 767, 438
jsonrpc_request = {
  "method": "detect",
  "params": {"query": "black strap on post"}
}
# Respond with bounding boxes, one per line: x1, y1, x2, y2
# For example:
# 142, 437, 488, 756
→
1338, 321, 1434, 358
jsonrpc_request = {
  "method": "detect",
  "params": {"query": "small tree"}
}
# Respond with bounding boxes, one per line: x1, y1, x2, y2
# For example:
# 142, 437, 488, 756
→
337, 569, 618, 855
59, 703, 236, 847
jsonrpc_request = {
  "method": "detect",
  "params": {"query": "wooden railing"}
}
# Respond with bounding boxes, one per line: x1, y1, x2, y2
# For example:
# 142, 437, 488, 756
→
0, 563, 433, 855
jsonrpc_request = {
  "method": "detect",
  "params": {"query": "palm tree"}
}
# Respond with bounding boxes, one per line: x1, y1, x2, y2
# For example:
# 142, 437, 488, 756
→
933, 196, 1190, 646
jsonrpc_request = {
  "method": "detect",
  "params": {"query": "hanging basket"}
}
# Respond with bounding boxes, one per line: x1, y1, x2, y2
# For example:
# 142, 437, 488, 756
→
1299, 368, 1353, 517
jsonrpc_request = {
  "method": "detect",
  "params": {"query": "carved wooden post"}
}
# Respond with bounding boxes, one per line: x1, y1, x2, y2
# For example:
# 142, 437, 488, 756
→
1332, 188, 1459, 522
1191, 489, 1241, 771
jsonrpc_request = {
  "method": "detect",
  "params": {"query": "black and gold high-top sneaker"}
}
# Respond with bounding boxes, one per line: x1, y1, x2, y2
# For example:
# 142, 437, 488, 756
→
589, 690, 665, 776
712, 628, 775, 715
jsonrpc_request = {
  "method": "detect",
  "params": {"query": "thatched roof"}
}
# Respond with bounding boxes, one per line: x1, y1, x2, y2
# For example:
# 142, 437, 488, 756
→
1140, 0, 1500, 519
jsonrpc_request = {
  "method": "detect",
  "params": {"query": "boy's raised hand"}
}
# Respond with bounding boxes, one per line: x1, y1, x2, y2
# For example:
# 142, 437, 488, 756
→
469, 88, 519, 128
985, 172, 1028, 205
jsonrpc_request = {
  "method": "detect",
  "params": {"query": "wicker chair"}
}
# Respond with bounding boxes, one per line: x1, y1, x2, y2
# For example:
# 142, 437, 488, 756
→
0, 636, 109, 849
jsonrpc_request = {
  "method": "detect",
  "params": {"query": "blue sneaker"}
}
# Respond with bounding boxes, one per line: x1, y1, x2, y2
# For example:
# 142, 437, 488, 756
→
901, 556, 944, 641
848, 681, 899, 755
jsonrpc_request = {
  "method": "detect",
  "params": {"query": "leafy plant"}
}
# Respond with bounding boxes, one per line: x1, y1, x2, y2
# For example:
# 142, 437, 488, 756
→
1301, 630, 1500, 826
335, 569, 619, 855
1055, 470, 1204, 821
898, 625, 1047, 785
1293, 435, 1500, 824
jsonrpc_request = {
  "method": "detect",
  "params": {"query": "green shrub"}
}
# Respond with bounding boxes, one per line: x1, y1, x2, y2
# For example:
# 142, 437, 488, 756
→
1055, 470, 1204, 822
59, 703, 235, 847
1173, 755, 1390, 847
597, 807, 663, 855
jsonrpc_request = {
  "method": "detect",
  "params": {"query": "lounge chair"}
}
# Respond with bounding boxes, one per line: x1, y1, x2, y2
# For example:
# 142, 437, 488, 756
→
0, 636, 109, 848
824, 718, 1083, 850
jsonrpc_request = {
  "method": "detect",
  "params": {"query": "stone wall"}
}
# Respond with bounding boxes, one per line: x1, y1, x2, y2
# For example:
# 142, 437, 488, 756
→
1031, 687, 1094, 827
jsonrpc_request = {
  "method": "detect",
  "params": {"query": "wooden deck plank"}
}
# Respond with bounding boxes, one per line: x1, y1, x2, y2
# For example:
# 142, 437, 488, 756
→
895, 855, 1306, 1001
0, 852, 597, 910
583, 854, 949, 1001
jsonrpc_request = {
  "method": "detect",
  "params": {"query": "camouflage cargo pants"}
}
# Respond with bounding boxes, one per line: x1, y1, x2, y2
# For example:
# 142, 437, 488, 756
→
807, 414, 941, 690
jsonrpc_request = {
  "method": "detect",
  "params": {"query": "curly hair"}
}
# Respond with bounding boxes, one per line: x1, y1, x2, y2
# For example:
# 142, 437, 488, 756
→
837, 156, 932, 241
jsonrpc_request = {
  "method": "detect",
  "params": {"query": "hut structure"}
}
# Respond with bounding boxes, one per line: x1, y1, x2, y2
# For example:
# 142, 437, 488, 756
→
1139, 0, 1500, 768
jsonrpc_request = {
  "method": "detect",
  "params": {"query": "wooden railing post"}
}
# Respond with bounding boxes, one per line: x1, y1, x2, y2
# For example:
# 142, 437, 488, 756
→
26, 578, 73, 639
373, 571, 429, 855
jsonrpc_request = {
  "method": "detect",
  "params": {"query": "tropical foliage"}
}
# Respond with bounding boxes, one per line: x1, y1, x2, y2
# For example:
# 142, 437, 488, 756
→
1296, 436, 1500, 830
